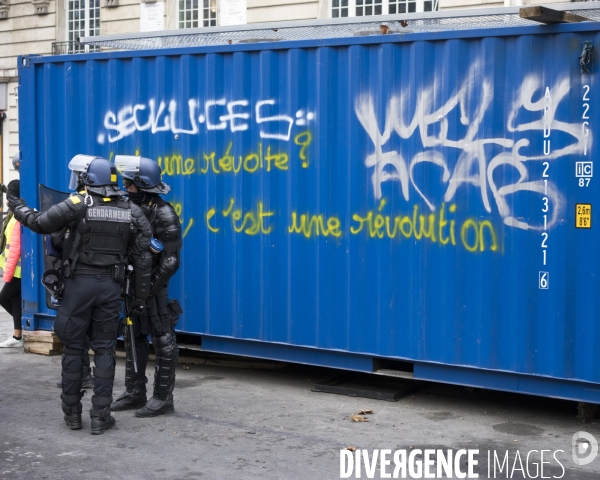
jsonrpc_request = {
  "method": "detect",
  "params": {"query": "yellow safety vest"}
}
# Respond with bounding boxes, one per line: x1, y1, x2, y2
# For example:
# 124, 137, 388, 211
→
0, 216, 22, 279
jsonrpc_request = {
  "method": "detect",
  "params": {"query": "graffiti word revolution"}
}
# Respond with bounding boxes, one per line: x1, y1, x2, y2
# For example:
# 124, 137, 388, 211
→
204, 200, 499, 253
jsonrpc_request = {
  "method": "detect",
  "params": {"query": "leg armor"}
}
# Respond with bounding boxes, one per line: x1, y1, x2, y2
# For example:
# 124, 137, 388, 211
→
56, 344, 93, 389
61, 346, 85, 403
60, 346, 86, 430
111, 327, 149, 411
145, 288, 179, 399
124, 328, 149, 393
91, 348, 116, 405
88, 282, 121, 411
135, 329, 177, 417
134, 287, 181, 418
152, 330, 178, 400
89, 347, 117, 434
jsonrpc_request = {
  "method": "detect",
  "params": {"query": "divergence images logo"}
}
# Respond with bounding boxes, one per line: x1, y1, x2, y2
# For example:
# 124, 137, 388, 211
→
572, 432, 598, 466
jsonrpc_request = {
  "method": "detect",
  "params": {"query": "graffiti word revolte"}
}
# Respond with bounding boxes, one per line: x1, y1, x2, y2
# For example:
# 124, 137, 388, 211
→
157, 132, 312, 177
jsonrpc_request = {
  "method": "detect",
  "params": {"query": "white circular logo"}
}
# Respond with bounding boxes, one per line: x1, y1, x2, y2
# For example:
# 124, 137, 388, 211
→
572, 432, 598, 466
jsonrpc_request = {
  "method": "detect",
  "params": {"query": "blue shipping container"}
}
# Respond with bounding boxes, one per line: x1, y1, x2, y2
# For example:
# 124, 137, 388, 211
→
17, 11, 600, 403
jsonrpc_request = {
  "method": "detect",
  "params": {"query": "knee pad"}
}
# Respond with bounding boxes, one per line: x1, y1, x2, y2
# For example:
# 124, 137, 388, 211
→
93, 349, 116, 369
61, 346, 85, 371
153, 332, 176, 357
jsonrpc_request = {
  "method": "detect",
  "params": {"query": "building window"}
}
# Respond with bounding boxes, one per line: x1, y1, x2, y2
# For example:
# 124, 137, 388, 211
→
388, 0, 417, 14
356, 0, 383, 17
332, 0, 436, 17
68, 0, 100, 44
179, 0, 217, 28
332, 0, 348, 17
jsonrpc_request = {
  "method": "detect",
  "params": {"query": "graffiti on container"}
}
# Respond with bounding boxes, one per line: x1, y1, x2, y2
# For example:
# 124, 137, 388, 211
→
97, 98, 314, 144
349, 200, 497, 252
206, 199, 275, 235
171, 201, 195, 238
288, 212, 344, 238
157, 132, 312, 177
355, 64, 586, 231
204, 196, 496, 252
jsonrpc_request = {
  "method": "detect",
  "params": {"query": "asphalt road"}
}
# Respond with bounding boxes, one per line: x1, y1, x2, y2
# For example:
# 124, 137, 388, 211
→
1, 308, 599, 479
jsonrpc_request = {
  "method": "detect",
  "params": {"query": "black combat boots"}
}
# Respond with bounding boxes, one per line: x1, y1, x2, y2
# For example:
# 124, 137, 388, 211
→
135, 394, 174, 417
110, 389, 147, 411
90, 406, 116, 435
62, 402, 83, 430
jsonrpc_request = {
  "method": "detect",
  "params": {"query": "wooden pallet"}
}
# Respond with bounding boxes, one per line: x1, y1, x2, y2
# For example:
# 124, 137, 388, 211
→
23, 331, 63, 356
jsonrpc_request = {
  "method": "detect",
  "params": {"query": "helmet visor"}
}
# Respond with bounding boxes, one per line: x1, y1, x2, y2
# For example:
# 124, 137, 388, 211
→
114, 155, 141, 178
68, 154, 101, 191
68, 171, 79, 191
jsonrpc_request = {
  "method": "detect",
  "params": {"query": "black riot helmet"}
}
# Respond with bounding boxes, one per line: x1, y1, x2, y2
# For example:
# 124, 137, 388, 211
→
68, 154, 124, 197
115, 155, 170, 195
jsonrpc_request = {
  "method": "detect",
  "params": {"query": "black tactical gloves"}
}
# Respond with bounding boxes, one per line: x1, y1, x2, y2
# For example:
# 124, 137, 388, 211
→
7, 194, 31, 224
6, 192, 24, 211
129, 297, 146, 313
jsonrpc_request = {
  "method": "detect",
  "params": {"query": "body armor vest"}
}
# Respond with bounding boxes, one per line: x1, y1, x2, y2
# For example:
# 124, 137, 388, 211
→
70, 196, 133, 269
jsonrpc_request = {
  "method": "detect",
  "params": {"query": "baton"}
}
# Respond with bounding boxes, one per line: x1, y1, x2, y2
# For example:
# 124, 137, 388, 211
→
124, 265, 138, 374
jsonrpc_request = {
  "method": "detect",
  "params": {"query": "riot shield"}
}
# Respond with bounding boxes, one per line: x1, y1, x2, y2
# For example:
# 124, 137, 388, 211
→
39, 184, 70, 310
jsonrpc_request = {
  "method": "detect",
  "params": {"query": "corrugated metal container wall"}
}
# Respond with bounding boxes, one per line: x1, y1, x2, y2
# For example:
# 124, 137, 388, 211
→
18, 22, 600, 403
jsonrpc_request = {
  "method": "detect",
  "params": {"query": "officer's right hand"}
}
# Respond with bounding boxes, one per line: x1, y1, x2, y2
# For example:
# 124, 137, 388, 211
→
130, 297, 145, 313
6, 192, 22, 209
7, 194, 28, 219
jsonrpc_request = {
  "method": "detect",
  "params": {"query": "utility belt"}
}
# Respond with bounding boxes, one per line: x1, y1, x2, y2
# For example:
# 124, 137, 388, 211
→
71, 263, 126, 282
43, 263, 127, 309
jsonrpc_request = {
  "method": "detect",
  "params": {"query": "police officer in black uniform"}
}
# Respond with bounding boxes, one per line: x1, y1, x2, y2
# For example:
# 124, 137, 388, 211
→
111, 155, 182, 417
8, 155, 152, 434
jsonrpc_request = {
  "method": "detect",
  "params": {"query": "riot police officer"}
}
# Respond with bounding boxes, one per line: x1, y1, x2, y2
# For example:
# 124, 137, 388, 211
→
8, 155, 152, 434
111, 155, 182, 417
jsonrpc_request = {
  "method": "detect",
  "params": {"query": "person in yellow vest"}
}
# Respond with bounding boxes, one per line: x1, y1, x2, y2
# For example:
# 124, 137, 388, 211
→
0, 180, 23, 348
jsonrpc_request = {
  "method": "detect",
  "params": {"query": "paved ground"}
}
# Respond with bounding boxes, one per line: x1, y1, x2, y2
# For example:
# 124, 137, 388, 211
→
1, 308, 600, 479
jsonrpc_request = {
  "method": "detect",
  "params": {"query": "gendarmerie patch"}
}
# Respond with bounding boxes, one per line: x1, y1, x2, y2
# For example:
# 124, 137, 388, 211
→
86, 206, 131, 223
